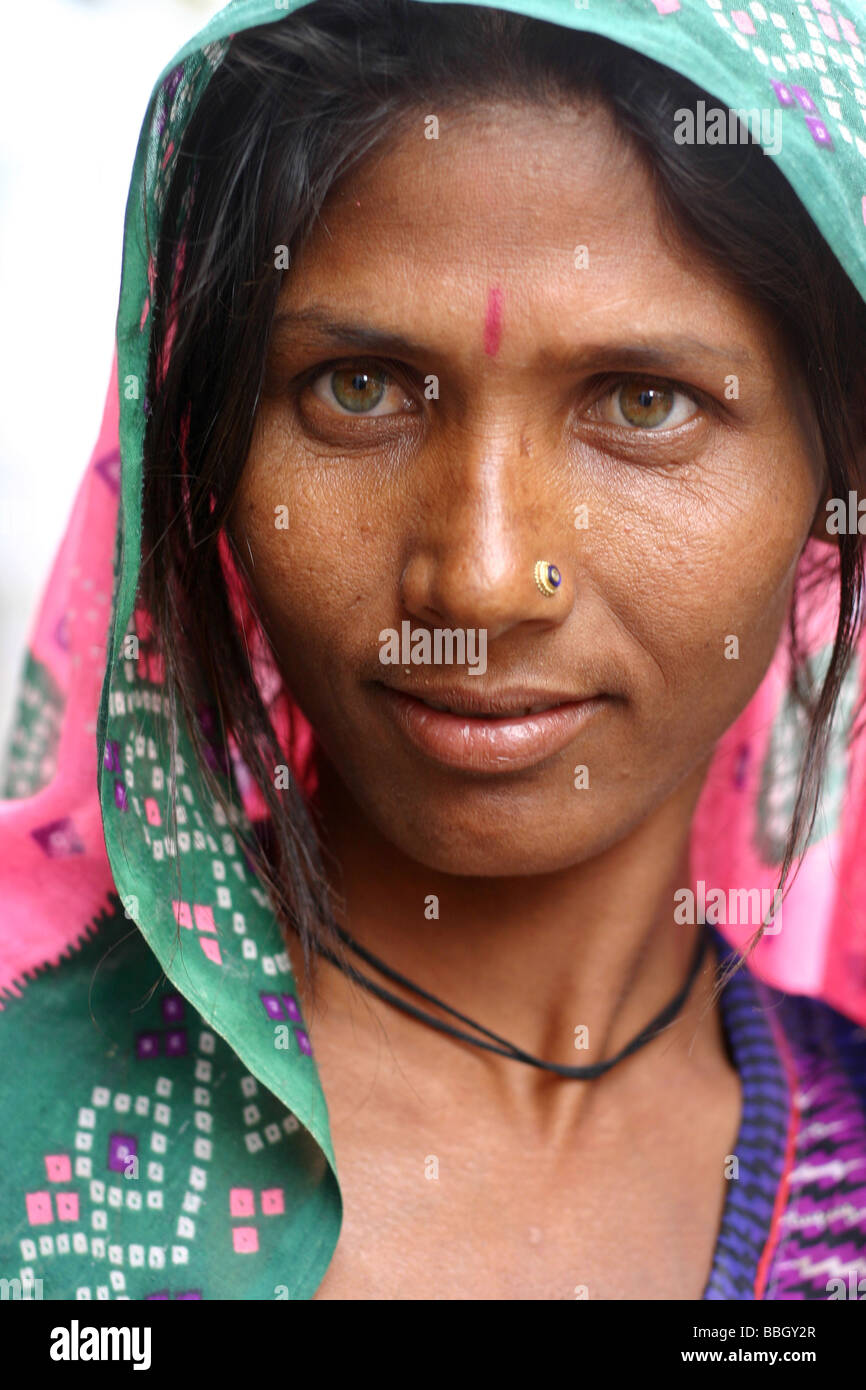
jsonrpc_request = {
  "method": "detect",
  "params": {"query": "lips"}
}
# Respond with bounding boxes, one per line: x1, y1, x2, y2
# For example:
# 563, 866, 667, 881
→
382, 683, 587, 718
418, 696, 561, 717
375, 682, 607, 773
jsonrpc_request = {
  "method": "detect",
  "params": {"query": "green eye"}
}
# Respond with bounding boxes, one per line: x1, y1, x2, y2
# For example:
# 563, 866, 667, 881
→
617, 382, 675, 429
306, 359, 416, 422
589, 379, 700, 432
330, 367, 388, 413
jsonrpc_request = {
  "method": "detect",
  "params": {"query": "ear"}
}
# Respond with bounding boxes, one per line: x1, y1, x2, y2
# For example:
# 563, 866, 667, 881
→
808, 480, 836, 546
807, 427, 866, 548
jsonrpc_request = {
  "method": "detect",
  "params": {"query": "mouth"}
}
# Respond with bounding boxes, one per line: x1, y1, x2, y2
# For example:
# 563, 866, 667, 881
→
414, 696, 565, 717
375, 682, 608, 773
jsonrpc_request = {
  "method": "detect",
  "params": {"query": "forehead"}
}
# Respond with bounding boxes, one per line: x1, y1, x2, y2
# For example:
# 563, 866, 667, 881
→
279, 99, 781, 370
292, 100, 646, 286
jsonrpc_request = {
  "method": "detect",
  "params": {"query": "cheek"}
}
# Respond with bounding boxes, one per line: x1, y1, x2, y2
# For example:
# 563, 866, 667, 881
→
591, 445, 814, 737
229, 432, 388, 699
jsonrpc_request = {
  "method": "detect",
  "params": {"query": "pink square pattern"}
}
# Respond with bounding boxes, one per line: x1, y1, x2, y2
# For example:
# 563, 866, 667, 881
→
172, 900, 193, 928
25, 1191, 53, 1225
840, 17, 859, 45
172, 899, 222, 962
193, 904, 216, 933
232, 1226, 259, 1254
57, 1192, 79, 1222
819, 12, 840, 40
200, 936, 222, 965
230, 1187, 255, 1218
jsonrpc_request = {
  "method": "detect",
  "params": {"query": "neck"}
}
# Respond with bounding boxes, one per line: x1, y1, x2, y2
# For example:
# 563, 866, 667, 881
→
295, 757, 728, 1120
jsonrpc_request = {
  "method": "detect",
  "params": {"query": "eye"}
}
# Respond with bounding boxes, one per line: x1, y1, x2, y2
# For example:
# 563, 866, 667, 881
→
590, 379, 700, 431
309, 362, 414, 417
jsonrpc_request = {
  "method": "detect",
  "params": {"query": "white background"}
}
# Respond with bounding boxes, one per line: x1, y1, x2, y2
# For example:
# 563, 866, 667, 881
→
0, 0, 225, 750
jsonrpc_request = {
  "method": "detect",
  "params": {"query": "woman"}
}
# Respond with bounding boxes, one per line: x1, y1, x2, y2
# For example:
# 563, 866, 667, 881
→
2, 0, 866, 1302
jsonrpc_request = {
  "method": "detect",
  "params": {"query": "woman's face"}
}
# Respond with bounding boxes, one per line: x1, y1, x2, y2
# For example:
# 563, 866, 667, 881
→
231, 100, 826, 877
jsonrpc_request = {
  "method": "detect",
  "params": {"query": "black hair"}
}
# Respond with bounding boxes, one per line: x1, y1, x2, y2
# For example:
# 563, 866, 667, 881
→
139, 0, 866, 1008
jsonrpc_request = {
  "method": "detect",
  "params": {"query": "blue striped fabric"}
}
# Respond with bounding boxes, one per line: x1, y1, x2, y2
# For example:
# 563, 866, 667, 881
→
703, 932, 791, 1300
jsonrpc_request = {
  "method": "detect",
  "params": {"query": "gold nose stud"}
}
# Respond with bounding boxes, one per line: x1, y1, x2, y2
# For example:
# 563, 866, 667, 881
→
534, 561, 562, 597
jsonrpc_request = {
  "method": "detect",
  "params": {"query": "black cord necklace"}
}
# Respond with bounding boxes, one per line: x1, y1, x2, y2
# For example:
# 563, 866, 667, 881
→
311, 924, 711, 1079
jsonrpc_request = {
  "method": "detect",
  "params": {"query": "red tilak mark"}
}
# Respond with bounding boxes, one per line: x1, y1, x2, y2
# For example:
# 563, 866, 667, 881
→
483, 285, 505, 356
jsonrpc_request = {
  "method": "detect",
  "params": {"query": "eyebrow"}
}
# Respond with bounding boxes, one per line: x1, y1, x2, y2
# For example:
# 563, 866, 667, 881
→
270, 308, 424, 359
270, 306, 756, 372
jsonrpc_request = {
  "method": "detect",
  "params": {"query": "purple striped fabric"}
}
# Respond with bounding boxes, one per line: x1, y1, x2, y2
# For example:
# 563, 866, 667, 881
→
703, 931, 866, 1300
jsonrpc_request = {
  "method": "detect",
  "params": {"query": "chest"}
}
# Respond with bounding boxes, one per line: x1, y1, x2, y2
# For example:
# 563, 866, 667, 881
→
312, 1070, 741, 1300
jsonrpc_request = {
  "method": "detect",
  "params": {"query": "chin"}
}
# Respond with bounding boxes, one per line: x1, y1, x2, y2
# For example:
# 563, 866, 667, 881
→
375, 810, 599, 879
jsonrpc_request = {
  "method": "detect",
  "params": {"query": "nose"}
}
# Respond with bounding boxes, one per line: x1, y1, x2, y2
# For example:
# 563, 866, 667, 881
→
399, 428, 575, 642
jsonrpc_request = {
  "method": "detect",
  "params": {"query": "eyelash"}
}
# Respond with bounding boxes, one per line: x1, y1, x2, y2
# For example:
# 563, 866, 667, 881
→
297, 358, 717, 432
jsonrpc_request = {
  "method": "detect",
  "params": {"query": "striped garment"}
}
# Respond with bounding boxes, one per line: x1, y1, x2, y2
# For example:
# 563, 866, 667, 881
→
706, 932, 866, 1299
